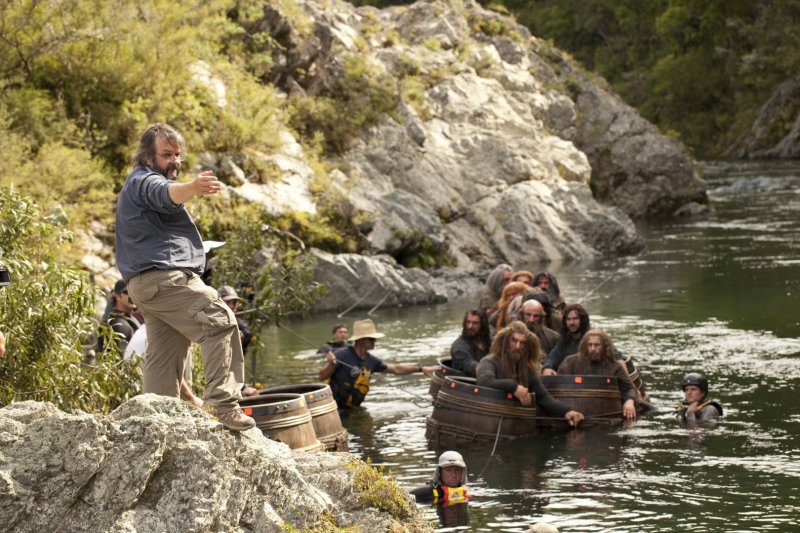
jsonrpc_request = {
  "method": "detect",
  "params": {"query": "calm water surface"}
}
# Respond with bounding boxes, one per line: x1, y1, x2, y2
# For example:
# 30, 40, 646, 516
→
254, 161, 800, 532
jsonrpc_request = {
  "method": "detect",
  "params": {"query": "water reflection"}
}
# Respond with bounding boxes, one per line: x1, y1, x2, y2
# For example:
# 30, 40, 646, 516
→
256, 161, 800, 532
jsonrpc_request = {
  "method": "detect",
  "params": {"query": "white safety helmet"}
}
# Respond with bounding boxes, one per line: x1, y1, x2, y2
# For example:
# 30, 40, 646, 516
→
433, 450, 467, 487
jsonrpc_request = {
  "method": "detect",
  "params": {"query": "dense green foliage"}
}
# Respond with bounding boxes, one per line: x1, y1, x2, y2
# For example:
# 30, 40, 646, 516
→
0, 0, 357, 410
485, 0, 800, 156
0, 188, 141, 412
349, 0, 800, 157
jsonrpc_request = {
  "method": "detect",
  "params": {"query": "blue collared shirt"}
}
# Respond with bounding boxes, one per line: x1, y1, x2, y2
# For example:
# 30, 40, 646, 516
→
115, 166, 205, 280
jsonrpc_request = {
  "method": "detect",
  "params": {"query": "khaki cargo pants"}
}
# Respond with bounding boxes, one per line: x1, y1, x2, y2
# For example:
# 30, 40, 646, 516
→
127, 269, 244, 412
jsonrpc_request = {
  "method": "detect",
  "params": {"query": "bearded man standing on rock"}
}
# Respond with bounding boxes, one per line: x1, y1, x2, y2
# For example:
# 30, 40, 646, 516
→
115, 123, 255, 432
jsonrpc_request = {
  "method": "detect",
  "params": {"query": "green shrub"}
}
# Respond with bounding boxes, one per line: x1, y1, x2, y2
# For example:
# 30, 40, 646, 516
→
348, 458, 416, 520
0, 188, 140, 413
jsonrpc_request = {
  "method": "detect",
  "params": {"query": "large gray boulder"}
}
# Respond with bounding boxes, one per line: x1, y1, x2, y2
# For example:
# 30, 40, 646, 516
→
0, 396, 430, 532
724, 74, 800, 159
311, 249, 449, 312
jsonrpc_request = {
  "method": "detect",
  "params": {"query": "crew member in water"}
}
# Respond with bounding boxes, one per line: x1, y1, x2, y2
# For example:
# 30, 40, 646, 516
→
476, 321, 584, 427
319, 319, 438, 409
675, 372, 723, 426
410, 450, 469, 505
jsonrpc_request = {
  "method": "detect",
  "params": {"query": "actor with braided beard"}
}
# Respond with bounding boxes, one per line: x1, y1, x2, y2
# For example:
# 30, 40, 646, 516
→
476, 321, 584, 427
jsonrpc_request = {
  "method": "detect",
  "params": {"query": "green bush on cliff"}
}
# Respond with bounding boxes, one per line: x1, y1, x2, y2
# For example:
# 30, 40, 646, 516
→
0, 188, 140, 413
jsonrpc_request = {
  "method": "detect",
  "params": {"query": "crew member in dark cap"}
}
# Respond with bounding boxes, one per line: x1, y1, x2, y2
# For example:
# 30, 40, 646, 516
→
218, 285, 253, 353
98, 279, 141, 355
675, 372, 723, 426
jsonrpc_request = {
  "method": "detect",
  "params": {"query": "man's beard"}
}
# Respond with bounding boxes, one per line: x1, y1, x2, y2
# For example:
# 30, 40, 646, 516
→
527, 321, 544, 337
152, 161, 180, 180
508, 348, 523, 361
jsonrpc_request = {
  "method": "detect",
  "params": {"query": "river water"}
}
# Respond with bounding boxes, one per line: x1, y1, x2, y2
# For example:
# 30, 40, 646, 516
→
255, 160, 800, 532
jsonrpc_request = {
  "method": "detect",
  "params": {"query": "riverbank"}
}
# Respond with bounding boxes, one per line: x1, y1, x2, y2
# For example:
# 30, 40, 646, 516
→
0, 395, 433, 532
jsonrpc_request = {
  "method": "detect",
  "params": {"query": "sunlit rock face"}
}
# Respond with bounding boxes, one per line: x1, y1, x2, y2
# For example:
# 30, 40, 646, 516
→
133, 0, 704, 307
0, 396, 429, 533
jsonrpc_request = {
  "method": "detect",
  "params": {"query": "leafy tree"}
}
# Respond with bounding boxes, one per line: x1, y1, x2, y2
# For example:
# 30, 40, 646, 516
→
0, 187, 140, 413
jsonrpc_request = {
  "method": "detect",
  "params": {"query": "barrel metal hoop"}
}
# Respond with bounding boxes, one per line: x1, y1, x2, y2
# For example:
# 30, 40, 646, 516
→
308, 401, 339, 417
257, 413, 313, 429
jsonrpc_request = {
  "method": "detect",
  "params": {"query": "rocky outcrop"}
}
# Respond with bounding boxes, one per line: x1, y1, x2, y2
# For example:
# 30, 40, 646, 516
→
533, 42, 708, 218
0, 396, 430, 533
725, 74, 800, 159
86, 0, 707, 304
185, 0, 711, 276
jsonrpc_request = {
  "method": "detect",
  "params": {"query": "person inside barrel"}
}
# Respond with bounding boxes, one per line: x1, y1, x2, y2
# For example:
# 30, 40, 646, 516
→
520, 299, 561, 356
532, 271, 565, 311
491, 281, 530, 333
315, 323, 351, 355
675, 372, 723, 427
541, 303, 591, 375
450, 309, 491, 377
557, 329, 637, 420
319, 318, 439, 409
478, 263, 513, 316
476, 321, 584, 427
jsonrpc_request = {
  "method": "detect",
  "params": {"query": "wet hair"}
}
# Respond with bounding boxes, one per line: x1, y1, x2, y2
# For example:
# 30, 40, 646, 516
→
462, 309, 491, 348
331, 323, 348, 335
522, 289, 552, 317
489, 320, 542, 381
484, 263, 513, 297
533, 271, 561, 301
510, 270, 534, 284
578, 328, 616, 364
560, 303, 590, 338
496, 281, 529, 329
133, 123, 185, 168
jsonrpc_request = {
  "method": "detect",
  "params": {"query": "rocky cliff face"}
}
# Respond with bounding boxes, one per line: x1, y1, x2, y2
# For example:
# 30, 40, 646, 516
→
219, 0, 702, 265
725, 74, 800, 159
0, 396, 430, 532
90, 0, 708, 308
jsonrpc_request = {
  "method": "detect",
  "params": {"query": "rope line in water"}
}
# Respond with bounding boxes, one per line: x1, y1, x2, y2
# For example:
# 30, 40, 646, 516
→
337, 285, 378, 318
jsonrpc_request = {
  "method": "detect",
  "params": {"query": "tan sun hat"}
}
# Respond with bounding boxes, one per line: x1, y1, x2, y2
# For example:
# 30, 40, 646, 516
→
349, 319, 385, 341
217, 285, 243, 302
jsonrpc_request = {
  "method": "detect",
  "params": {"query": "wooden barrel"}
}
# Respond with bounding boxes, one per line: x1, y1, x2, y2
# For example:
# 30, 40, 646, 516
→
428, 358, 465, 401
540, 375, 623, 418
261, 383, 348, 452
427, 376, 539, 446
622, 355, 649, 402
239, 393, 323, 452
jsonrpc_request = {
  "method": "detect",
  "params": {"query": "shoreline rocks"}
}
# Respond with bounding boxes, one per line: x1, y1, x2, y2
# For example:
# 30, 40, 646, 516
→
0, 396, 432, 532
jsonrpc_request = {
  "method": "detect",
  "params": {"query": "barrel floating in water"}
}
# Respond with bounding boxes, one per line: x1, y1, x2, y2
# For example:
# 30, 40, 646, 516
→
239, 393, 323, 452
428, 358, 465, 401
427, 376, 539, 447
540, 375, 623, 419
261, 383, 348, 452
